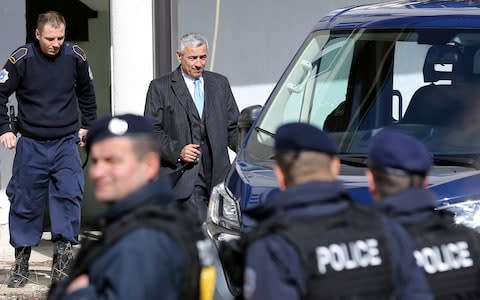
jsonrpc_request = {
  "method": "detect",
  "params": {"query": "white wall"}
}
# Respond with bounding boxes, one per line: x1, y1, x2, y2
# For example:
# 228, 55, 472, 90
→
0, 0, 25, 245
110, 1, 154, 115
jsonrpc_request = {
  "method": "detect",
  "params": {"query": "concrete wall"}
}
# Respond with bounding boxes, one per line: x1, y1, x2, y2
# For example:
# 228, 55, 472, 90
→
0, 0, 25, 244
176, 0, 378, 110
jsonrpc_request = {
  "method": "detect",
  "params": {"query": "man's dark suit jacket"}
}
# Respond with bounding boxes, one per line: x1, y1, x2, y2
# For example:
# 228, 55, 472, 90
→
144, 67, 240, 199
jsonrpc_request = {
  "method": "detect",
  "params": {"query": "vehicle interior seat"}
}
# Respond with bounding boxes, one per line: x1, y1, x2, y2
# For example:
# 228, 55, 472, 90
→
457, 45, 480, 132
323, 101, 348, 132
401, 44, 471, 128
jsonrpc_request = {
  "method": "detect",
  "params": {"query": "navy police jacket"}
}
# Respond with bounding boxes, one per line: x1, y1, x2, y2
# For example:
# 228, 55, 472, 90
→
375, 188, 480, 299
243, 180, 433, 300
374, 188, 437, 225
64, 177, 185, 300
0, 42, 96, 139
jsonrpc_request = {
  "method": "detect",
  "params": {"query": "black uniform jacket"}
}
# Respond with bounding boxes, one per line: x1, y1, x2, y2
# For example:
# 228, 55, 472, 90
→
64, 176, 184, 300
243, 180, 433, 300
375, 187, 437, 224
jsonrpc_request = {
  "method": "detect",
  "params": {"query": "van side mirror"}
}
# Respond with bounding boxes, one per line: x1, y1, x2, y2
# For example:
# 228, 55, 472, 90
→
238, 105, 262, 145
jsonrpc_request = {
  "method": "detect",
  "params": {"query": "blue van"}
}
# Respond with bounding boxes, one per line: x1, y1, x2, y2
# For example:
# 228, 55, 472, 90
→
206, 0, 480, 246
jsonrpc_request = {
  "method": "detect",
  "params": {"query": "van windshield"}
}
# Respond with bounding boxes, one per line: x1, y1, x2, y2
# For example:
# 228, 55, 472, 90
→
246, 28, 480, 166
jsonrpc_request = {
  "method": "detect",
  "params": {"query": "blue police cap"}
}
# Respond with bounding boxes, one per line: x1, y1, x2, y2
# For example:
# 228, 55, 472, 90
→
86, 114, 156, 153
368, 129, 432, 175
274, 122, 338, 155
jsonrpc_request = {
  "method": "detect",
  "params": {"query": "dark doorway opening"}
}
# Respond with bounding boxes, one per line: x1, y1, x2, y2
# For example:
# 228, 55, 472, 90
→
25, 0, 97, 42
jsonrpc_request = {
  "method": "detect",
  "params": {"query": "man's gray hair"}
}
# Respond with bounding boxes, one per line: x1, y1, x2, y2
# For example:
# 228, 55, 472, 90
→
178, 32, 209, 53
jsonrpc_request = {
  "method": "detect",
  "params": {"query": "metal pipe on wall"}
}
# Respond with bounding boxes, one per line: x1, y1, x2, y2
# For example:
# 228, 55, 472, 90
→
153, 0, 172, 78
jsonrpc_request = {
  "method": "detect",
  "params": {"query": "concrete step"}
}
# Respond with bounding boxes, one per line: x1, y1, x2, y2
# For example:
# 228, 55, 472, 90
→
0, 232, 79, 300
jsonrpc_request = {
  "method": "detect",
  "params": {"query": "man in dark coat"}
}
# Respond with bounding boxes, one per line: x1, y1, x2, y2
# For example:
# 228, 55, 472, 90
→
144, 32, 239, 221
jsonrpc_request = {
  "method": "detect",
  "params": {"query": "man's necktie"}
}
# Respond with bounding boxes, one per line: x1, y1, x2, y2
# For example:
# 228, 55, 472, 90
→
194, 78, 204, 117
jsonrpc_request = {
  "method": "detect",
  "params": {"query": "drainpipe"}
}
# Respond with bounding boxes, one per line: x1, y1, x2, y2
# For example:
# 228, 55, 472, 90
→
153, 0, 172, 78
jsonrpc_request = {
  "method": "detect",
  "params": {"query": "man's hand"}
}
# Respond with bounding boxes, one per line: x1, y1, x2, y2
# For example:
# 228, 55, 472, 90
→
67, 274, 90, 294
78, 128, 88, 148
0, 132, 17, 149
180, 144, 201, 163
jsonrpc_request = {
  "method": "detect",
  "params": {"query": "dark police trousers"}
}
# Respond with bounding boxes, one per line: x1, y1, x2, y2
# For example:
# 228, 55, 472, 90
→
7, 134, 83, 247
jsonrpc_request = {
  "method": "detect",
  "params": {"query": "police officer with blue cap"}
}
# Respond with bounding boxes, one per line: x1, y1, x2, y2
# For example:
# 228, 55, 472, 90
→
237, 122, 432, 299
368, 129, 480, 299
48, 114, 216, 300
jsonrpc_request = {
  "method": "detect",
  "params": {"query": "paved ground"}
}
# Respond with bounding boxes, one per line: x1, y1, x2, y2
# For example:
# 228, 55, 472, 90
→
0, 231, 233, 300
0, 233, 62, 300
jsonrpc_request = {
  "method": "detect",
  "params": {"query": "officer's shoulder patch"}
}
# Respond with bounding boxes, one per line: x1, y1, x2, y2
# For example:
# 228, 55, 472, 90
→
72, 45, 87, 61
8, 47, 28, 65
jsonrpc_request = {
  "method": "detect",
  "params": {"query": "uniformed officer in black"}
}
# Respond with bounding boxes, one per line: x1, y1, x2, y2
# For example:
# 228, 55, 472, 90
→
0, 11, 96, 287
367, 129, 480, 299
241, 122, 432, 300
47, 114, 215, 300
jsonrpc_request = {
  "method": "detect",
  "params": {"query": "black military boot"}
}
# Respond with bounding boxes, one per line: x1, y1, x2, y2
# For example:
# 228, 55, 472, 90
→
51, 240, 74, 283
7, 247, 31, 288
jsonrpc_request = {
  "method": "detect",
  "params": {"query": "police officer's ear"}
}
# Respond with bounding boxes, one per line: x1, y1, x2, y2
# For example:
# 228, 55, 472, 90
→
141, 152, 161, 181
175, 50, 182, 64
273, 164, 288, 191
330, 157, 341, 178
422, 177, 429, 188
35, 29, 41, 41
365, 170, 381, 201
